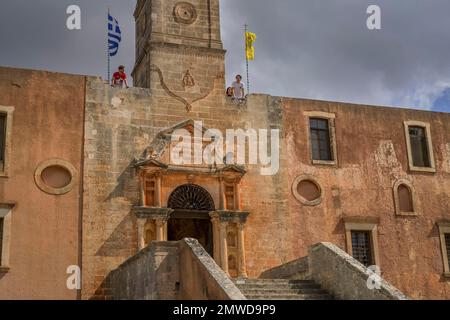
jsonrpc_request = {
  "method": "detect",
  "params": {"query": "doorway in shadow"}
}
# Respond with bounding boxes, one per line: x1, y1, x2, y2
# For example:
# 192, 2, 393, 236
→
167, 184, 215, 256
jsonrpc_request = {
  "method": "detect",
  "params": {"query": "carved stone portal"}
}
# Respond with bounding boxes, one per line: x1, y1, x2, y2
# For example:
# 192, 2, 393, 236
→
133, 122, 250, 277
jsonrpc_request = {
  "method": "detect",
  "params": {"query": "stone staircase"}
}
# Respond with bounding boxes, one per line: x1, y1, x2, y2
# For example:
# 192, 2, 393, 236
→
233, 278, 333, 300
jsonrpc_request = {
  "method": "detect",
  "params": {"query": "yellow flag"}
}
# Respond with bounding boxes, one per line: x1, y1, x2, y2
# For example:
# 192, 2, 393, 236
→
245, 31, 257, 61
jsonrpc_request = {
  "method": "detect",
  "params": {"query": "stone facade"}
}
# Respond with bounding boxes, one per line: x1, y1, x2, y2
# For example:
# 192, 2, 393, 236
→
81, 76, 283, 298
282, 98, 450, 299
0, 0, 449, 300
0, 67, 85, 299
81, 76, 450, 300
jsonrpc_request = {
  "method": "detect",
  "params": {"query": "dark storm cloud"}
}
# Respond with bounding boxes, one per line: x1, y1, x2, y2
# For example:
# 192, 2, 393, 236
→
221, 0, 450, 112
0, 0, 136, 79
0, 0, 449, 112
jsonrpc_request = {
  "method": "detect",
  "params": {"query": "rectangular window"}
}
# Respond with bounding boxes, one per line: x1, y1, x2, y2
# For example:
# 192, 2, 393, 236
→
409, 126, 431, 168
438, 222, 450, 276
0, 113, 6, 171
351, 230, 373, 267
0, 217, 3, 266
145, 180, 155, 207
310, 118, 332, 161
225, 185, 235, 211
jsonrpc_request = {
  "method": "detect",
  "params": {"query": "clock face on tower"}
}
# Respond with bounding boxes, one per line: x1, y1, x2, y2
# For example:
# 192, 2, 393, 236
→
173, 2, 198, 25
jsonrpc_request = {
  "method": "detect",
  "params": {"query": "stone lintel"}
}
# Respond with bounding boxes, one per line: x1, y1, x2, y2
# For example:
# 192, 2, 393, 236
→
149, 41, 226, 57
342, 216, 380, 225
437, 220, 450, 228
209, 211, 250, 224
133, 206, 174, 221
135, 158, 168, 170
137, 163, 247, 178
0, 202, 16, 209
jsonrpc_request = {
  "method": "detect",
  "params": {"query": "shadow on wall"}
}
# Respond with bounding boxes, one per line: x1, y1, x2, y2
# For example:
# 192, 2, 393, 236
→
95, 212, 137, 257
93, 239, 246, 300
91, 273, 114, 300
105, 160, 138, 202
92, 242, 180, 300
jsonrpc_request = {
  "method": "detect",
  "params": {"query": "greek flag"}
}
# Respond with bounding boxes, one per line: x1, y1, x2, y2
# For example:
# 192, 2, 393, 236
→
108, 14, 122, 57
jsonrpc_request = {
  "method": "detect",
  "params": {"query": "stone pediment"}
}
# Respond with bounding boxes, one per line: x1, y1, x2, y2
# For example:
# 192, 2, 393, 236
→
134, 158, 168, 169
217, 165, 247, 175
157, 119, 209, 138
137, 119, 212, 165
135, 120, 247, 178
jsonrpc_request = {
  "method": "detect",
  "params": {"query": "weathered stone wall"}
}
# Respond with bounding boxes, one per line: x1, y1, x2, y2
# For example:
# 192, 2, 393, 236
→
108, 239, 245, 300
133, 0, 223, 88
109, 242, 179, 300
178, 238, 245, 300
309, 243, 409, 300
283, 98, 450, 299
260, 256, 310, 280
82, 79, 153, 299
83, 0, 450, 299
259, 242, 409, 300
82, 74, 287, 298
0, 67, 85, 299
82, 70, 450, 300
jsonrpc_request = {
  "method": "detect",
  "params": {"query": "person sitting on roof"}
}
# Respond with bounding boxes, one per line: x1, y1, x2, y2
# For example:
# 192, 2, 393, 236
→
111, 65, 129, 88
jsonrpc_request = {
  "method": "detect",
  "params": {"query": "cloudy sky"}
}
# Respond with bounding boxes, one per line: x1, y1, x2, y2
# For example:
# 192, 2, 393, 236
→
0, 0, 449, 112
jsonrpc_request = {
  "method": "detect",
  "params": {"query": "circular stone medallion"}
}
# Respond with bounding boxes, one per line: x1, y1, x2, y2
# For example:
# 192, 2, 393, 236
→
292, 175, 323, 206
34, 159, 77, 195
173, 2, 197, 24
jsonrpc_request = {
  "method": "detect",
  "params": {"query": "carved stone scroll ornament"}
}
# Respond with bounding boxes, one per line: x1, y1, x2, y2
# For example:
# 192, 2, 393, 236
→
150, 64, 223, 112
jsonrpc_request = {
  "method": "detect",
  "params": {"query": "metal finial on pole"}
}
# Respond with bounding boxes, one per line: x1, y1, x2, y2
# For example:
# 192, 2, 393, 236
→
245, 24, 250, 96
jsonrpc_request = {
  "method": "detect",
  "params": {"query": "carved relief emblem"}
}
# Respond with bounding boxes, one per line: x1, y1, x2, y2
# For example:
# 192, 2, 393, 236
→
173, 2, 197, 24
182, 70, 195, 87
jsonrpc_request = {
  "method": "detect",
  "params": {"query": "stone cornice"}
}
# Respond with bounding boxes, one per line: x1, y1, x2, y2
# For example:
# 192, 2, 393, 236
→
132, 206, 174, 220
149, 41, 226, 58
209, 211, 250, 223
133, 40, 226, 74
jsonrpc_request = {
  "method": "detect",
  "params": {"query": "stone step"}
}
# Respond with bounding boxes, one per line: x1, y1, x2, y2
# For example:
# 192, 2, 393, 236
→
233, 278, 315, 283
245, 293, 333, 300
234, 279, 316, 285
234, 278, 333, 300
239, 288, 329, 295
235, 282, 321, 290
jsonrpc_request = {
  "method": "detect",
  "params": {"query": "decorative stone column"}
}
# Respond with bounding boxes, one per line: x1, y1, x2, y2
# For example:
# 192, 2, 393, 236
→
210, 216, 221, 264
140, 173, 146, 206
155, 173, 162, 207
235, 182, 242, 211
209, 210, 250, 278
133, 207, 173, 251
155, 219, 166, 241
237, 222, 248, 278
219, 221, 229, 274
219, 177, 226, 210
136, 218, 147, 250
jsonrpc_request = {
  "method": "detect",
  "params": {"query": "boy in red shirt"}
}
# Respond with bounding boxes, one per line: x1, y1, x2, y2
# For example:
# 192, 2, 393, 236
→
111, 65, 129, 88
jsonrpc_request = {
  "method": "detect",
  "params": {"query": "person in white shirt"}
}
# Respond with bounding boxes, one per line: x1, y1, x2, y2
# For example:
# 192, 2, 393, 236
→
231, 75, 245, 99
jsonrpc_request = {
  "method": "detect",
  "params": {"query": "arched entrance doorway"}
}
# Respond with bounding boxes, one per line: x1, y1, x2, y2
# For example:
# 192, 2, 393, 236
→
167, 184, 215, 256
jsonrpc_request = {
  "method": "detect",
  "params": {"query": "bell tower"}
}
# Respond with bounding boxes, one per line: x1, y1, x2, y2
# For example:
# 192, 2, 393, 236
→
132, 0, 225, 103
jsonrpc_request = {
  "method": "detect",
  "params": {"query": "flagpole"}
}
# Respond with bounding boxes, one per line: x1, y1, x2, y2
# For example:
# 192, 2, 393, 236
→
107, 7, 110, 84
244, 24, 250, 95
